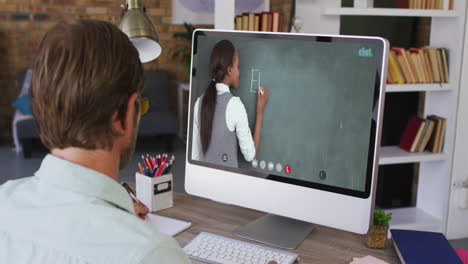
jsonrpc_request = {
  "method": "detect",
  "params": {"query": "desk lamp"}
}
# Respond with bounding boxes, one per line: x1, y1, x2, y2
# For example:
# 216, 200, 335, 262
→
119, 0, 162, 63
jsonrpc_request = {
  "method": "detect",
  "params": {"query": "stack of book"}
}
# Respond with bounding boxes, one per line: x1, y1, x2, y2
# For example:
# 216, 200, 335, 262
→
400, 116, 446, 153
396, 0, 454, 9
387, 47, 449, 84
234, 12, 281, 32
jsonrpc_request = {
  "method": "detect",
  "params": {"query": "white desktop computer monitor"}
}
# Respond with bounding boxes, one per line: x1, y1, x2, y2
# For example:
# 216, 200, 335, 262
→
185, 29, 388, 249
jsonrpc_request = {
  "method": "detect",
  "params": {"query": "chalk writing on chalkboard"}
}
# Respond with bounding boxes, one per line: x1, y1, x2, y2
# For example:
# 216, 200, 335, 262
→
250, 68, 261, 94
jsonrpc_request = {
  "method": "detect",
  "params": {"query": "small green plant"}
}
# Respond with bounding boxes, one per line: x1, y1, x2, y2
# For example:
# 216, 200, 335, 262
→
171, 22, 197, 79
373, 210, 392, 227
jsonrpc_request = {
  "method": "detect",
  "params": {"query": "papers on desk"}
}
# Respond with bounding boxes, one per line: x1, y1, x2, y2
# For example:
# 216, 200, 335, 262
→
350, 255, 389, 264
146, 214, 192, 237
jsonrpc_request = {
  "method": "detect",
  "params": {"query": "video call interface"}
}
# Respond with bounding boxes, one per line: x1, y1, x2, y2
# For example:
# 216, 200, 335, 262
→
189, 32, 382, 195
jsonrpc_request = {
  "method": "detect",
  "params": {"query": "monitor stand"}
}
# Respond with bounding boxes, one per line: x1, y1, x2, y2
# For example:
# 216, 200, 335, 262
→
232, 214, 314, 249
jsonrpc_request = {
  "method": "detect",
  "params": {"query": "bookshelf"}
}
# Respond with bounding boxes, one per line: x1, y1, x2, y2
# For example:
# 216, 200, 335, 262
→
214, 0, 467, 238
293, 0, 466, 238
379, 146, 448, 165
386, 83, 451, 92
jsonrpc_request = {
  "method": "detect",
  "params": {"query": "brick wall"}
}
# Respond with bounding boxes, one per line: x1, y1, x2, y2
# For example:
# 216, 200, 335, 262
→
0, 0, 212, 143
0, 0, 291, 143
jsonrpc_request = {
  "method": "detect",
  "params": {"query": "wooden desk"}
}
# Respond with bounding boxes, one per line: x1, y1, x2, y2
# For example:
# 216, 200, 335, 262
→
158, 193, 401, 264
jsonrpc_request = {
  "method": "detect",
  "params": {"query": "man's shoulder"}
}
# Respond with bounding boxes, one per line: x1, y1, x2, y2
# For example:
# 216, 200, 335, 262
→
0, 187, 186, 263
0, 176, 36, 198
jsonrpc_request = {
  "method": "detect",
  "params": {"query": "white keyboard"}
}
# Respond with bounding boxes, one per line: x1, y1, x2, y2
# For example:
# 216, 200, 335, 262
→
183, 232, 299, 264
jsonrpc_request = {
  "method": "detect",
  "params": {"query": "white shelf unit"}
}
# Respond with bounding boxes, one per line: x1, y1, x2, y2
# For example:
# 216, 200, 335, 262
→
385, 207, 443, 234
385, 83, 451, 93
324, 8, 459, 17
294, 0, 466, 237
379, 146, 448, 165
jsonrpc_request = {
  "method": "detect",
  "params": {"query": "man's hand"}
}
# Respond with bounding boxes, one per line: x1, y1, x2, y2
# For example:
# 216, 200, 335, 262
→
132, 199, 149, 220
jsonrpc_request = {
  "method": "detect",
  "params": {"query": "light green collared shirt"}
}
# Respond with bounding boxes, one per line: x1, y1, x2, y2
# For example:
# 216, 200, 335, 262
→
0, 154, 190, 264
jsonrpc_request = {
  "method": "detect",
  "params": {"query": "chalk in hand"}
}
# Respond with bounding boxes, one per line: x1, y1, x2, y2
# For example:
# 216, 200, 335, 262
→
259, 87, 264, 95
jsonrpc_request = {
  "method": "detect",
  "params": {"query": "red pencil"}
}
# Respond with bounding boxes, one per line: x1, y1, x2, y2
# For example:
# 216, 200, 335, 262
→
155, 162, 166, 177
152, 164, 159, 177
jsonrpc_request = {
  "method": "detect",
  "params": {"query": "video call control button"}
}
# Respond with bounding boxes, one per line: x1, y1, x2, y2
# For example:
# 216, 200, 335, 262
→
276, 163, 282, 173
260, 160, 266, 169
252, 159, 258, 168
320, 170, 327, 180
285, 164, 292, 174
267, 162, 274, 171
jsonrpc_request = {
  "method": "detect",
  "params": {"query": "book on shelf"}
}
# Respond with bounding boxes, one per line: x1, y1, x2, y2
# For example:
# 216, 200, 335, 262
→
392, 47, 416, 84
416, 118, 434, 152
388, 51, 405, 84
266, 12, 273, 31
400, 117, 425, 152
427, 115, 447, 153
387, 47, 449, 85
235, 16, 242, 30
234, 11, 281, 32
441, 49, 450, 82
260, 12, 268, 31
242, 14, 249, 30
427, 47, 441, 82
248, 13, 255, 31
272, 12, 280, 32
408, 48, 426, 83
400, 115, 446, 153
399, 0, 445, 9
254, 14, 259, 32
410, 119, 427, 152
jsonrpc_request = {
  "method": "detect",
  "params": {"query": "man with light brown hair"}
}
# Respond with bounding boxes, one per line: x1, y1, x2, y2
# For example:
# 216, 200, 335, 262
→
0, 19, 190, 263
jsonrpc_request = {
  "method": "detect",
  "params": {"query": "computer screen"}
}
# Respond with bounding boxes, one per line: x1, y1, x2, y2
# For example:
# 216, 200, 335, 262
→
188, 30, 384, 199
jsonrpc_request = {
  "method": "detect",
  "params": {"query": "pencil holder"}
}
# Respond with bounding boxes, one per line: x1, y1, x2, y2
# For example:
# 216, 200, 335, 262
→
135, 172, 173, 212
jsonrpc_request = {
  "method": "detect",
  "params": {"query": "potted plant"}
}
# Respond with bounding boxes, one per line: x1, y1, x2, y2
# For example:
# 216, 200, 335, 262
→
171, 22, 197, 81
366, 209, 392, 249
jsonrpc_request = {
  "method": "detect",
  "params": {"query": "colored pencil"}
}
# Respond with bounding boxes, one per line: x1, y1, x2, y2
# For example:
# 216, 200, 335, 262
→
141, 155, 151, 170
138, 162, 144, 175
155, 162, 166, 177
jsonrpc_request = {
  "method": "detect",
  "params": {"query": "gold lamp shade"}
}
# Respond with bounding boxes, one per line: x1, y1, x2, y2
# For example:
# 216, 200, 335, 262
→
119, 0, 161, 63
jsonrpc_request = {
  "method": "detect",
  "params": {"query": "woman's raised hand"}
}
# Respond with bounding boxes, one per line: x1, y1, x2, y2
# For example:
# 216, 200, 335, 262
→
256, 86, 269, 114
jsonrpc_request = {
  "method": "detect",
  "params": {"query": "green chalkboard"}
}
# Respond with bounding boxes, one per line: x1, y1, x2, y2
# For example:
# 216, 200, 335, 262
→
192, 35, 379, 192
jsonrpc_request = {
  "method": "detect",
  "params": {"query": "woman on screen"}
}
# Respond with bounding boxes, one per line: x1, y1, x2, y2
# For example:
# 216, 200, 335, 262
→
192, 39, 269, 168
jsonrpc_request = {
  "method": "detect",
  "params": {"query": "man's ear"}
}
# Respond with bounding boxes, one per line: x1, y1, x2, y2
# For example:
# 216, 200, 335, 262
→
113, 92, 139, 136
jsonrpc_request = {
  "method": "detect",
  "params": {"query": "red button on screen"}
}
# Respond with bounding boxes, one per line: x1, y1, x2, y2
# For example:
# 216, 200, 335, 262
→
284, 164, 291, 174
